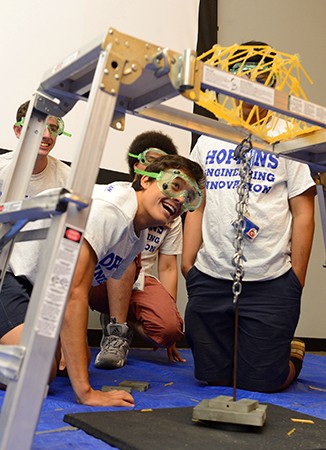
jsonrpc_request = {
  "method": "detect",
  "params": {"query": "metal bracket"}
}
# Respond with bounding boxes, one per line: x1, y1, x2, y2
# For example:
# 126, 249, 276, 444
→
0, 345, 25, 384
147, 48, 171, 78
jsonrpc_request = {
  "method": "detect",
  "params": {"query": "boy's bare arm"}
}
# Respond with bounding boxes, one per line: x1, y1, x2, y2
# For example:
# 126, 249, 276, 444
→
289, 186, 315, 287
181, 195, 205, 278
61, 239, 135, 406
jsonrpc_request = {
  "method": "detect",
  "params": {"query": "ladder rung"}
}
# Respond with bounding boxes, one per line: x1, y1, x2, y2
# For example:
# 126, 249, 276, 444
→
0, 188, 90, 224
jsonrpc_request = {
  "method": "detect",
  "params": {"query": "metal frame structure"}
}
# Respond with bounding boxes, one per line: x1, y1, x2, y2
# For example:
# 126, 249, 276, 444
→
0, 27, 325, 450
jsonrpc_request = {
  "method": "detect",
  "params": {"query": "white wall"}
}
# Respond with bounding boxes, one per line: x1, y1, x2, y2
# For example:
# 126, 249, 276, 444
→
0, 0, 200, 171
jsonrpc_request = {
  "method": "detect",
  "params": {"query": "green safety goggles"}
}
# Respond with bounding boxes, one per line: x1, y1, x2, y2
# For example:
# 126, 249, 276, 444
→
128, 148, 167, 166
15, 116, 72, 137
229, 62, 276, 87
135, 167, 203, 212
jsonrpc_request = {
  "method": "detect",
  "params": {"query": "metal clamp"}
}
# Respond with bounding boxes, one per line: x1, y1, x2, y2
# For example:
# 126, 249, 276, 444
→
0, 345, 25, 383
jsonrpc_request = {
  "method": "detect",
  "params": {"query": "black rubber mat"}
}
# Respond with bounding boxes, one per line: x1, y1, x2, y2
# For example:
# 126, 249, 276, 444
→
64, 403, 326, 450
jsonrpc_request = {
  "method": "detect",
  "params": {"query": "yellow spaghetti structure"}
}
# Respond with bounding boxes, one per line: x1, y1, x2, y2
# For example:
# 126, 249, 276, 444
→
196, 44, 320, 144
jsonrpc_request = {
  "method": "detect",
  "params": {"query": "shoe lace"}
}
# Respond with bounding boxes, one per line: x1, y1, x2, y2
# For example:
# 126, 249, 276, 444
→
101, 334, 129, 356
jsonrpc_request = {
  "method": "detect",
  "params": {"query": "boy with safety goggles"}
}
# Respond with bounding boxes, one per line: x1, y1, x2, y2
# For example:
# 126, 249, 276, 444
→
0, 100, 73, 391
134, 166, 202, 212
56, 151, 205, 407
91, 131, 201, 371
15, 115, 71, 138
129, 147, 203, 213
1, 126, 205, 408
0, 100, 72, 200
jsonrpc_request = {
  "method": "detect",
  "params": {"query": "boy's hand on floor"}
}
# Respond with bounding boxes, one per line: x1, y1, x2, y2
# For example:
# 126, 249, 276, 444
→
167, 344, 186, 363
77, 388, 135, 407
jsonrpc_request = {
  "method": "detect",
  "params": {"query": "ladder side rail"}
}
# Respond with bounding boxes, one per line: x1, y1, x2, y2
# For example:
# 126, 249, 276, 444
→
136, 104, 326, 165
66, 45, 120, 194
0, 100, 46, 203
0, 209, 86, 450
135, 104, 270, 151
0, 42, 120, 450
0, 101, 49, 287
200, 64, 326, 129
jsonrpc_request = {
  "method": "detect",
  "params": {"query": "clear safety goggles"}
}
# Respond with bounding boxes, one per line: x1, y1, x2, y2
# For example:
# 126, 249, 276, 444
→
128, 148, 167, 166
15, 116, 72, 137
135, 168, 203, 212
229, 62, 276, 87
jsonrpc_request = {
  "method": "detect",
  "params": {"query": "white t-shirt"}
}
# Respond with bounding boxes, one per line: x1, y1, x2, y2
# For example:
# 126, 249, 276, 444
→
2, 154, 71, 282
9, 182, 147, 287
86, 183, 147, 286
102, 182, 183, 290
141, 217, 183, 275
190, 132, 315, 281
133, 216, 183, 290
0, 153, 70, 199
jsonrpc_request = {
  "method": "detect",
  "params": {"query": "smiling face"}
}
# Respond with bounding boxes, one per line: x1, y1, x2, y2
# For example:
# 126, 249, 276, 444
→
154, 169, 202, 212
37, 116, 59, 156
147, 177, 185, 221
135, 176, 185, 233
13, 116, 59, 157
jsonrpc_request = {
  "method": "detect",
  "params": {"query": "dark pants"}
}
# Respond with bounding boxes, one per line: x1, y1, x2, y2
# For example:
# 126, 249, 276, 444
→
0, 272, 32, 338
185, 267, 302, 392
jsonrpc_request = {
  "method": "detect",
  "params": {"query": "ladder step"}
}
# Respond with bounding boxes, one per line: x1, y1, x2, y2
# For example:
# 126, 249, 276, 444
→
0, 188, 90, 224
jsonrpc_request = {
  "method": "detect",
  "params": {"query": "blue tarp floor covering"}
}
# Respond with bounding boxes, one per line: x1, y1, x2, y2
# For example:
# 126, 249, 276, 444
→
0, 348, 325, 449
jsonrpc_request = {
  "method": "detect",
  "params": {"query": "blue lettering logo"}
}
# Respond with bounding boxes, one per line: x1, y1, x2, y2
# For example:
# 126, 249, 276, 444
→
204, 148, 278, 195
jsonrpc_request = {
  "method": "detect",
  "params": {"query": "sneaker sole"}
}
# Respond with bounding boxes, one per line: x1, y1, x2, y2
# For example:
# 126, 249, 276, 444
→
291, 339, 305, 361
94, 359, 126, 370
94, 350, 129, 370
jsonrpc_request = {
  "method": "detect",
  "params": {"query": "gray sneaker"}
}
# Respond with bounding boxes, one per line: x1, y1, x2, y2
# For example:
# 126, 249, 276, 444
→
94, 315, 133, 369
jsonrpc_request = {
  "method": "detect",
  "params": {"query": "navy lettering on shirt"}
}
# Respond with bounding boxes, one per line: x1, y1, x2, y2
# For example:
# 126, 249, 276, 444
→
143, 226, 165, 254
205, 148, 279, 194
93, 252, 123, 284
148, 225, 164, 234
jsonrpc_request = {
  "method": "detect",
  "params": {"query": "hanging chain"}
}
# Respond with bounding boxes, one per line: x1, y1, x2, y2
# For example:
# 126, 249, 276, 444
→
231, 135, 253, 304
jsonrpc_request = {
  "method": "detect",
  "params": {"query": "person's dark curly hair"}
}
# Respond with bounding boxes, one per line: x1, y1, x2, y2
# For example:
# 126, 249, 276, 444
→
16, 101, 30, 122
127, 131, 178, 178
228, 40, 275, 72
